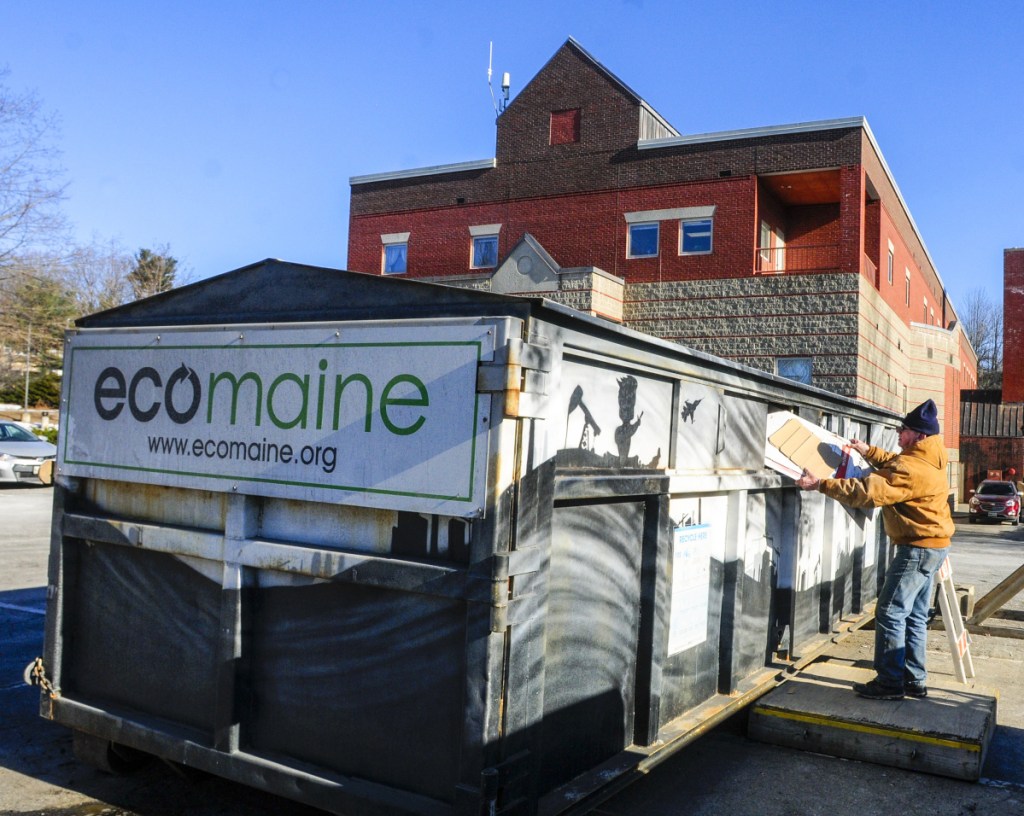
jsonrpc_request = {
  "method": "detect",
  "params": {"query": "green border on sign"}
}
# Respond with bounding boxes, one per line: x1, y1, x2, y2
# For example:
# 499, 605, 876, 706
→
62, 339, 485, 504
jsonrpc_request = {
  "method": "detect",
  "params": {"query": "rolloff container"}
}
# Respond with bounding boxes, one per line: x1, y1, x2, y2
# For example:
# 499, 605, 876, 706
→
41, 260, 899, 815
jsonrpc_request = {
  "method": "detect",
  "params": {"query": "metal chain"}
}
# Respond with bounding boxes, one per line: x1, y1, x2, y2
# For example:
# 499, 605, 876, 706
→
24, 657, 57, 698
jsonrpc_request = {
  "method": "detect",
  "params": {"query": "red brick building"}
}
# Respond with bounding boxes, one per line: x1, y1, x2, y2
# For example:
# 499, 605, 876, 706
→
348, 38, 976, 494
1003, 248, 1024, 403
959, 248, 1024, 498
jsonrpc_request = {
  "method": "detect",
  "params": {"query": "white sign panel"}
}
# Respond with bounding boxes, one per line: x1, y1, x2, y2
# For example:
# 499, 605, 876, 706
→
60, 323, 494, 516
667, 523, 713, 655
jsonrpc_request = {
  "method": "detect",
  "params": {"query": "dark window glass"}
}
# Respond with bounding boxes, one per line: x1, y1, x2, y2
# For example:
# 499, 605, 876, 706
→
629, 223, 659, 258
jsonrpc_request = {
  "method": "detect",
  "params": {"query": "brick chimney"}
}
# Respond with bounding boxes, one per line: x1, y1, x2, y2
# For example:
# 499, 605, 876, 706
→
1004, 248, 1024, 402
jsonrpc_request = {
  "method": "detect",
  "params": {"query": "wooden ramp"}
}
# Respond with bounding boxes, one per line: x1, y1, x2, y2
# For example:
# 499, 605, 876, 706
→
748, 661, 997, 780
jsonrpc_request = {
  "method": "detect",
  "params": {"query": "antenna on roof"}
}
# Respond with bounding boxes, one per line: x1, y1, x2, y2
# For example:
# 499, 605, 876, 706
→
487, 42, 510, 120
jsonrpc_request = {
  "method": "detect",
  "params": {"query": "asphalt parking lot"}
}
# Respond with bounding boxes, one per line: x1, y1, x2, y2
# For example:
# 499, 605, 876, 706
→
2, 486, 1023, 816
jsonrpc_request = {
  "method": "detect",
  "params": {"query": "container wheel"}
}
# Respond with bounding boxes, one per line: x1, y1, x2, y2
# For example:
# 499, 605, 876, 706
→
72, 729, 150, 774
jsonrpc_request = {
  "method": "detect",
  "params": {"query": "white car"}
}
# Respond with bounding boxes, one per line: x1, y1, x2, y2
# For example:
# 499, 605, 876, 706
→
0, 421, 57, 485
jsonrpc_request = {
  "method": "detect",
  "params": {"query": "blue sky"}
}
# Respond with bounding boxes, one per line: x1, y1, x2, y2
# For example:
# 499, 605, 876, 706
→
3, 1, 1022, 311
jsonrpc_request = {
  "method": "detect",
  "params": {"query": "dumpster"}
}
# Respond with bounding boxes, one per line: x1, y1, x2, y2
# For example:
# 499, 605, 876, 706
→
40, 260, 900, 814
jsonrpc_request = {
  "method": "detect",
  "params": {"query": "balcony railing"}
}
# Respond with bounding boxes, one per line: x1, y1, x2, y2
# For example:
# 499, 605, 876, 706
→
862, 254, 878, 284
753, 244, 840, 274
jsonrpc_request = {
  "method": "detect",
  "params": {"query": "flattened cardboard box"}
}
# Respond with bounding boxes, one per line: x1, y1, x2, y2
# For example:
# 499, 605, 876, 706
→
765, 411, 871, 480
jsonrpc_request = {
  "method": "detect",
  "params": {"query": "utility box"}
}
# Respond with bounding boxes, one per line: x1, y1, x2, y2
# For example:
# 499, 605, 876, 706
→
42, 261, 899, 815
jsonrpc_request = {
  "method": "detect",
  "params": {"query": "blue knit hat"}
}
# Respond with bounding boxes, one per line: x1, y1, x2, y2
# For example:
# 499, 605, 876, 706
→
902, 399, 940, 436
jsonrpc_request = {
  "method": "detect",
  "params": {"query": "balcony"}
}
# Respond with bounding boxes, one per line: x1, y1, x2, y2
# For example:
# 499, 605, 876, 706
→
753, 244, 840, 274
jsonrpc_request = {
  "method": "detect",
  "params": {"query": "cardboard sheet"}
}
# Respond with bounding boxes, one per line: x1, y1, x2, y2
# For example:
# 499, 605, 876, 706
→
765, 411, 871, 480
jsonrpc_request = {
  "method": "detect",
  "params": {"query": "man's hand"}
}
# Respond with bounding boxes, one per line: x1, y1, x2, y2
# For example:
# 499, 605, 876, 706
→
795, 468, 820, 491
849, 438, 870, 456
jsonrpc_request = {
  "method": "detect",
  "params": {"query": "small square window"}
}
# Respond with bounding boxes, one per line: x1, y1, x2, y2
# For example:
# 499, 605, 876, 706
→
382, 243, 407, 275
628, 223, 659, 258
472, 235, 498, 269
776, 357, 813, 385
680, 218, 713, 254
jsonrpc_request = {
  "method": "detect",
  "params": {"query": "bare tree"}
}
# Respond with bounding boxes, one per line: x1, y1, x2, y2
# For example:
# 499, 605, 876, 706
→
960, 287, 1003, 390
0, 68, 69, 272
63, 238, 134, 314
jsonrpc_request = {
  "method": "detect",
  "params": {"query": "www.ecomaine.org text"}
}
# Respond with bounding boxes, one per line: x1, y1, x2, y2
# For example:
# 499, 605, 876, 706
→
147, 435, 337, 474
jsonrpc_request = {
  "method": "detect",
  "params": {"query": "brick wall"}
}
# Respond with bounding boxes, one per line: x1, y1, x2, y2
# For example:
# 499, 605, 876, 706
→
497, 41, 640, 162
859, 130, 947, 317
1004, 248, 1024, 402
350, 178, 760, 283
959, 435, 1024, 496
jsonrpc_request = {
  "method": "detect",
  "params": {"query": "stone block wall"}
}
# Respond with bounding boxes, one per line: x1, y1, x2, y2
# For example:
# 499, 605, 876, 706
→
858, 276, 913, 413
623, 272, 860, 396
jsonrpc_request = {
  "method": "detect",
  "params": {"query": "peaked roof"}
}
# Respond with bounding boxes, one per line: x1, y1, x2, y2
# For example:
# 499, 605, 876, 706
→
526, 37, 679, 138
512, 233, 561, 273
75, 259, 537, 329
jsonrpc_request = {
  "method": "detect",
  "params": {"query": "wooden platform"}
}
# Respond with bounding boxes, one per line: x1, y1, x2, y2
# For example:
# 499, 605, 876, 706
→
748, 661, 997, 780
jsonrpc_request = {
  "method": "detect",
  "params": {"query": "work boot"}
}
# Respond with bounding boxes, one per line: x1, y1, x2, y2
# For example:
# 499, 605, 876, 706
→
852, 679, 905, 700
904, 682, 928, 699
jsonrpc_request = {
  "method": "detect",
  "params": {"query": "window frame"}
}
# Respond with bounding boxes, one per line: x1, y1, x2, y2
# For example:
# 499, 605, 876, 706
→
759, 220, 772, 266
627, 222, 660, 259
679, 217, 714, 255
776, 356, 813, 385
471, 235, 499, 269
380, 232, 410, 275
468, 224, 501, 270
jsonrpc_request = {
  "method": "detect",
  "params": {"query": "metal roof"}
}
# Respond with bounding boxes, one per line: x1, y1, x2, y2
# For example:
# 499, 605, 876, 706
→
960, 398, 1024, 438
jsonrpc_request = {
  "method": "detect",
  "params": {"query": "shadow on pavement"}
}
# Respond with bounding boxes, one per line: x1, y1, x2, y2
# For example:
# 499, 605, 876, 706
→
0, 587, 318, 816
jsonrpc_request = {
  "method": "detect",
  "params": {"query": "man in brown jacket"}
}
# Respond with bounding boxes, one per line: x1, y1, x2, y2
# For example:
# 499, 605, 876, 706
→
796, 399, 954, 700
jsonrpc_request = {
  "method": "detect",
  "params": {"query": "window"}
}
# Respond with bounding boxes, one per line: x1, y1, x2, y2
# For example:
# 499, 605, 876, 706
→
776, 357, 813, 385
550, 108, 581, 145
624, 206, 713, 259
380, 232, 409, 275
680, 218, 713, 254
887, 240, 894, 284
923, 298, 928, 324
628, 223, 659, 258
383, 244, 407, 274
469, 224, 501, 269
757, 222, 784, 271
472, 236, 498, 268
905, 268, 911, 306
759, 220, 772, 265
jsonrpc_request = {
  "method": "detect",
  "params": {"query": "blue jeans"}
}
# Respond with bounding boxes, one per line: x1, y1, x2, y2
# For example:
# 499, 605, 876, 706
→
874, 544, 949, 689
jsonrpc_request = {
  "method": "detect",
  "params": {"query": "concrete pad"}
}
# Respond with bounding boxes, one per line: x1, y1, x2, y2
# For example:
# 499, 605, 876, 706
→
748, 660, 997, 781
